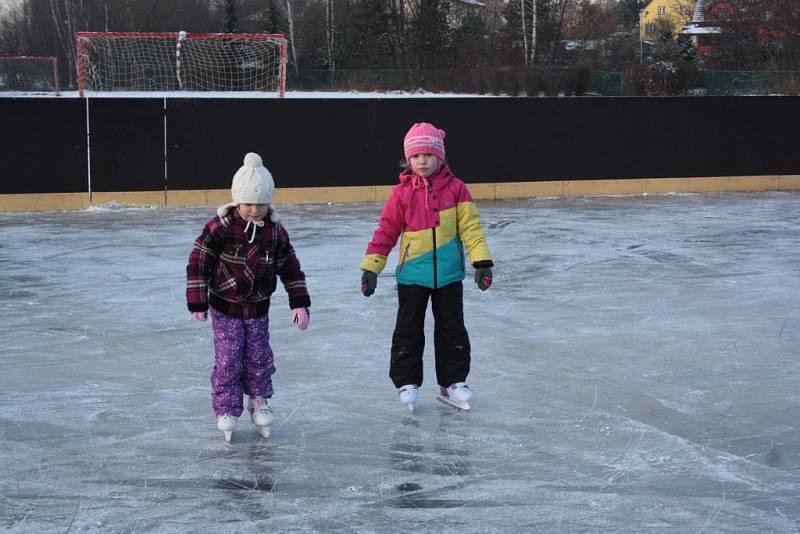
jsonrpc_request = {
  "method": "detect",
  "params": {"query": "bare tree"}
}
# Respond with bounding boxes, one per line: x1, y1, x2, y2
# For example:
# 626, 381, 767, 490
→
47, 0, 88, 87
282, 0, 299, 76
711, 0, 800, 69
521, 0, 536, 64
565, 0, 616, 47
325, 0, 335, 73
482, 0, 505, 64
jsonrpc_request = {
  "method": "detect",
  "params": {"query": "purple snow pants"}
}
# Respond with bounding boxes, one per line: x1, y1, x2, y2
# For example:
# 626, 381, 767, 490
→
210, 308, 276, 417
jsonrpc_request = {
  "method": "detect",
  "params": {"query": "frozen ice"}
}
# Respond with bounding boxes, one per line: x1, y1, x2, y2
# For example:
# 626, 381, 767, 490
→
1, 192, 799, 532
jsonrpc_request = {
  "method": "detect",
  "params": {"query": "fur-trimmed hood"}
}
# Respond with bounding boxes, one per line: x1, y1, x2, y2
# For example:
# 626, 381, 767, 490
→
216, 203, 280, 224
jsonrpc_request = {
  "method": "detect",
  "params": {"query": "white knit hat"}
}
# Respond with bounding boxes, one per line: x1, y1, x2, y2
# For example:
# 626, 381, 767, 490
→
217, 152, 279, 222
232, 152, 274, 204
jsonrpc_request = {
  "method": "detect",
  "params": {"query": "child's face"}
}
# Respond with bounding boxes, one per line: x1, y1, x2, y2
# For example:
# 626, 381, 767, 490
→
409, 153, 439, 178
237, 203, 269, 222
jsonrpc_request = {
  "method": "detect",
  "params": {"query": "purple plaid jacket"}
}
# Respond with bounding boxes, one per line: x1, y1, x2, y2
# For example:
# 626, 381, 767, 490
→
186, 208, 310, 319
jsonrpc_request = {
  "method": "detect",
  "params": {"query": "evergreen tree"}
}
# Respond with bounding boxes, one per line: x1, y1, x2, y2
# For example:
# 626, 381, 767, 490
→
224, 0, 238, 33
499, 0, 521, 64
339, 0, 396, 68
408, 0, 450, 68
617, 0, 646, 31
263, 0, 283, 33
451, 11, 488, 67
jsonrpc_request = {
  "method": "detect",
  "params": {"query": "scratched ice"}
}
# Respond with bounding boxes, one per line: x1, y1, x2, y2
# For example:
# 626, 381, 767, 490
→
1, 192, 799, 533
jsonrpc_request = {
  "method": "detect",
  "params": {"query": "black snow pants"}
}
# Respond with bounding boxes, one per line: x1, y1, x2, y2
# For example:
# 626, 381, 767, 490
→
390, 281, 471, 389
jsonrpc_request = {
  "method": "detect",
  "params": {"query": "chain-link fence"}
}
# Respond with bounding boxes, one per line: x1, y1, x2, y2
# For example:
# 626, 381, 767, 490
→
289, 67, 598, 96
700, 70, 800, 96
288, 68, 800, 96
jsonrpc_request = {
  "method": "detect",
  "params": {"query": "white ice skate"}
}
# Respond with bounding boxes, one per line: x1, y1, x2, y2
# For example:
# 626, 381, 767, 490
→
398, 385, 419, 413
248, 396, 275, 439
217, 415, 238, 442
437, 382, 473, 411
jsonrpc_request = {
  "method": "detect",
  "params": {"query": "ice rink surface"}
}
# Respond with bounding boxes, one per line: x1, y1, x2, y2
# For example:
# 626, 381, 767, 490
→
1, 192, 799, 533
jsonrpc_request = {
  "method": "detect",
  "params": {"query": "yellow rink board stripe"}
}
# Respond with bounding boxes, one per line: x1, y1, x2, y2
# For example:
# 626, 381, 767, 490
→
1, 175, 799, 211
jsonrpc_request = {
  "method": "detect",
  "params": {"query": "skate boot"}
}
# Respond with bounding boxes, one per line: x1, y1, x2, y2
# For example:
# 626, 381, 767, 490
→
248, 396, 275, 439
437, 382, 473, 411
398, 385, 419, 413
217, 415, 238, 442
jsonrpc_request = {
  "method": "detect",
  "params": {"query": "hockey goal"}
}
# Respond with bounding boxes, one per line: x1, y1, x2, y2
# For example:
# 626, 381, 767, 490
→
76, 32, 287, 97
0, 56, 60, 95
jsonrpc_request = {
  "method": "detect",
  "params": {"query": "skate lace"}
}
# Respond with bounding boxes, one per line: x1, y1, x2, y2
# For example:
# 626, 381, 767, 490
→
251, 400, 272, 414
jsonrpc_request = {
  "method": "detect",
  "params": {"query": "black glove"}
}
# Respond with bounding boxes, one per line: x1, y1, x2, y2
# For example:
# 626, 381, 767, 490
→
474, 267, 492, 291
361, 270, 377, 297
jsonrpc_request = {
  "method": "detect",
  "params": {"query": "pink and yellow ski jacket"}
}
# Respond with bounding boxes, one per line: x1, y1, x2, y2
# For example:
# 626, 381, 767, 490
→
360, 165, 492, 288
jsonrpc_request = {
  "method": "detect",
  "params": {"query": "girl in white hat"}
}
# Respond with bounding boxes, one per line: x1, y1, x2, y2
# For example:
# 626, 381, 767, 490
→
187, 152, 310, 441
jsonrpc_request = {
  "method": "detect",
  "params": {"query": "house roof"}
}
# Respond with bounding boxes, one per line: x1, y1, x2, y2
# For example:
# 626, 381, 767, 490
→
682, 23, 722, 34
690, 0, 711, 24
681, 0, 721, 35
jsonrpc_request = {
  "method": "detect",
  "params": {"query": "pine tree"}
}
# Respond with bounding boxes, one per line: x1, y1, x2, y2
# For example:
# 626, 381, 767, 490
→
223, 0, 238, 33
341, 0, 396, 68
408, 0, 450, 68
451, 11, 488, 67
500, 0, 526, 64
617, 0, 646, 31
263, 0, 283, 33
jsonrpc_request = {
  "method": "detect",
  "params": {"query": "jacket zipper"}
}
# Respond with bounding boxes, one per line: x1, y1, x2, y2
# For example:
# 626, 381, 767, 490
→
432, 227, 438, 288
429, 183, 438, 289
398, 243, 411, 272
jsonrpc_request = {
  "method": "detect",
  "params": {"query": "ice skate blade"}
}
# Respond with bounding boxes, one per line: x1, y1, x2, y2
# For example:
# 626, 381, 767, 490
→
223, 430, 233, 442
437, 395, 470, 411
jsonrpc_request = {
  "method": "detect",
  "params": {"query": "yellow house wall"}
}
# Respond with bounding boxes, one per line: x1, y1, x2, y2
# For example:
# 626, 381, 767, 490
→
640, 0, 694, 40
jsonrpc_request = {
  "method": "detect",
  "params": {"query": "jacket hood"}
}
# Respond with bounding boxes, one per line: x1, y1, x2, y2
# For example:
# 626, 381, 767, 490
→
217, 203, 280, 223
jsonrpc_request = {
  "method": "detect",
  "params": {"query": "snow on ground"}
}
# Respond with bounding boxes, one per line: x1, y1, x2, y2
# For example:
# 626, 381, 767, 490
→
0, 90, 502, 99
1, 192, 799, 532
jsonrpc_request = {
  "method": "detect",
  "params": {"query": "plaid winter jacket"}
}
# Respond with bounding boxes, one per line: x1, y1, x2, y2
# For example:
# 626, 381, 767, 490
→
186, 207, 310, 319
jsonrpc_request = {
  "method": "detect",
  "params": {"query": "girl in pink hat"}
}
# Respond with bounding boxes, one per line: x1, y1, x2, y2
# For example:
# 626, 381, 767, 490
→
360, 122, 493, 412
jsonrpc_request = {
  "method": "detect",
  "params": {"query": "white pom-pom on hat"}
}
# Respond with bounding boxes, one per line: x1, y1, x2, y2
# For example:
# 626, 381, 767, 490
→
243, 152, 262, 168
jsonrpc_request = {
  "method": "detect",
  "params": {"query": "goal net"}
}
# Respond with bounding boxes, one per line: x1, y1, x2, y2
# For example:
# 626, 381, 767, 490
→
76, 32, 287, 97
0, 56, 60, 95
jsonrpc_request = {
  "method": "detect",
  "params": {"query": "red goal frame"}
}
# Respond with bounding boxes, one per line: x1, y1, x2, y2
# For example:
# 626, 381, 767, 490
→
0, 56, 60, 95
75, 32, 288, 98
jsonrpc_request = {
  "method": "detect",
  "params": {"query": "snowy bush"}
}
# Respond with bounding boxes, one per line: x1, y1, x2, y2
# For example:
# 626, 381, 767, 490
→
645, 60, 682, 96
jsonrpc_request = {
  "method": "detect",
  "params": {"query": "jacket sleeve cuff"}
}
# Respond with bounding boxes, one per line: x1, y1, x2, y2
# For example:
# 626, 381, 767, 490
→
188, 302, 209, 313
289, 295, 311, 310
472, 260, 494, 269
359, 254, 386, 274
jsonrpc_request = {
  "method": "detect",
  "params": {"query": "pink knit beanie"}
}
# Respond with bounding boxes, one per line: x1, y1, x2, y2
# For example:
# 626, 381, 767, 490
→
403, 122, 446, 161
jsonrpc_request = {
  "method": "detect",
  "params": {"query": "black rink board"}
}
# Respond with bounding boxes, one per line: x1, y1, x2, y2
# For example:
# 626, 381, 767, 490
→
0, 98, 86, 194
166, 98, 375, 190
372, 97, 747, 183
89, 98, 165, 192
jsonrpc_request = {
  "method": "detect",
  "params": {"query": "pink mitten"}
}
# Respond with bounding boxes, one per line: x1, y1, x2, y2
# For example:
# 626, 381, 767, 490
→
291, 307, 309, 331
